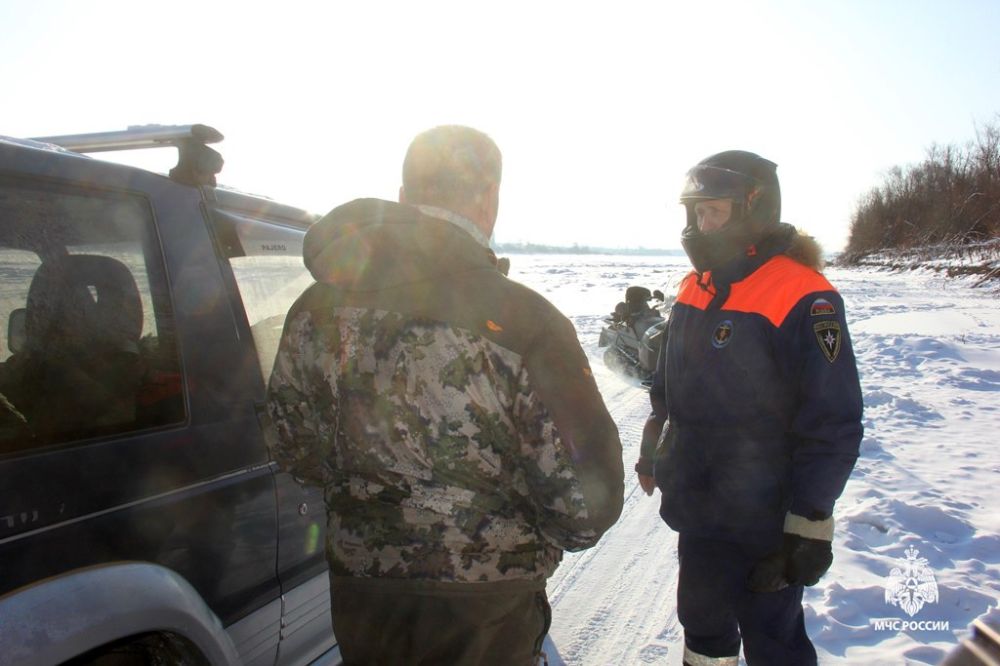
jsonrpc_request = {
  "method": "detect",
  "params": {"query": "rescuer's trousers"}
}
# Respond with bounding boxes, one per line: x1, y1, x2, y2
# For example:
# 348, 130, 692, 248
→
677, 534, 817, 666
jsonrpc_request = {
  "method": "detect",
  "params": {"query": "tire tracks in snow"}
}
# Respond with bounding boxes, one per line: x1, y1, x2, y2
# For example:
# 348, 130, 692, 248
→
546, 374, 683, 665
546, 380, 646, 599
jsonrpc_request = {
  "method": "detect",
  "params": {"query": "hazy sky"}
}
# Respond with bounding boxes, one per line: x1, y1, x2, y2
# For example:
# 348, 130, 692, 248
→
4, 0, 1000, 251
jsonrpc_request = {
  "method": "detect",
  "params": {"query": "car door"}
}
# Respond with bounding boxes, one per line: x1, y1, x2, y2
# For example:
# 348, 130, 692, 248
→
207, 199, 337, 665
0, 144, 283, 665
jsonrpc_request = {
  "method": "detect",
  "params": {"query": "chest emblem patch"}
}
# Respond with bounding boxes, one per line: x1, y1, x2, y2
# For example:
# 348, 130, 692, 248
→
810, 298, 836, 317
712, 320, 734, 348
814, 320, 842, 362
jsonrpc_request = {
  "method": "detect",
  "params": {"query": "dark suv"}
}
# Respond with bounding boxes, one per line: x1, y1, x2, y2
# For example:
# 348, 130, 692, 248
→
0, 126, 338, 665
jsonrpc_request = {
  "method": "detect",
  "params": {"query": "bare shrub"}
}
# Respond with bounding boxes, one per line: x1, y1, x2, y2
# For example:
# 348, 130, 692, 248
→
844, 115, 1000, 260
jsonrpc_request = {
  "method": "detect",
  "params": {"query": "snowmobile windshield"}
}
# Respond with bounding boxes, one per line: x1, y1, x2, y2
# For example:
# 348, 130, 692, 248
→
679, 165, 759, 203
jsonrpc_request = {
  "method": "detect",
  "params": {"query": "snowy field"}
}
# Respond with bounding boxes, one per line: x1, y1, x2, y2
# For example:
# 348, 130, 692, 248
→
506, 254, 1000, 666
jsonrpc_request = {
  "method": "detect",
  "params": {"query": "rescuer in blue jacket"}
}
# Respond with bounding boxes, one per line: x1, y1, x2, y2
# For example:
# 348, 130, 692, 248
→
636, 150, 864, 665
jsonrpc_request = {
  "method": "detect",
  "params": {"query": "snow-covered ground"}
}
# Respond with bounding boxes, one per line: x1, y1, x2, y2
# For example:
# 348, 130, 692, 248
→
506, 254, 1000, 666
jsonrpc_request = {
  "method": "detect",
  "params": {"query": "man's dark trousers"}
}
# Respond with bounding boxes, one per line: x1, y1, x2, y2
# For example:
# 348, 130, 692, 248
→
678, 533, 818, 665
331, 576, 551, 665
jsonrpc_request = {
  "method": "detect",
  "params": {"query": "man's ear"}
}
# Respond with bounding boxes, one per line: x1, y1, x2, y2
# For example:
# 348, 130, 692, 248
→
398, 186, 407, 204
483, 182, 500, 229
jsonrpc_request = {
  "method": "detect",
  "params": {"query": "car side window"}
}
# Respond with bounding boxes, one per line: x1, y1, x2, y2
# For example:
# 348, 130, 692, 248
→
213, 211, 313, 382
0, 178, 184, 456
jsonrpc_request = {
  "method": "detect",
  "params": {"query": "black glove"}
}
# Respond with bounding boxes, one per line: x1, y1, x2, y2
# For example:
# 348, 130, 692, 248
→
788, 534, 833, 585
748, 515, 834, 592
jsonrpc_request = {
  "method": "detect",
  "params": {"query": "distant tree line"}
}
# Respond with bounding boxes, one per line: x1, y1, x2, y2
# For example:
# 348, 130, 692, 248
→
493, 241, 683, 255
843, 116, 1000, 261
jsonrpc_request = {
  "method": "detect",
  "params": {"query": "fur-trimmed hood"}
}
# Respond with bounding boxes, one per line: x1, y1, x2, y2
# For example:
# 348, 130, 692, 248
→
706, 223, 824, 287
785, 230, 824, 272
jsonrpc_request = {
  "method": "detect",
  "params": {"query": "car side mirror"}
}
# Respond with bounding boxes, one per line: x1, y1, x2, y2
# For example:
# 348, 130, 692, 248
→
7, 308, 25, 354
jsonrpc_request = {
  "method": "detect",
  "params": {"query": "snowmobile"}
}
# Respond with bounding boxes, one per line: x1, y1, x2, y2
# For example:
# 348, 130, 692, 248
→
598, 286, 672, 384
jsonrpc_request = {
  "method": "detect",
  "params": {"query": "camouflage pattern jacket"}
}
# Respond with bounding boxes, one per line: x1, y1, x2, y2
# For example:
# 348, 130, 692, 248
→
266, 199, 624, 586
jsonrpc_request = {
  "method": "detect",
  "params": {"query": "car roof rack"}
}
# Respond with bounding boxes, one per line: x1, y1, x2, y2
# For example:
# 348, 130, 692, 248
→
30, 124, 225, 187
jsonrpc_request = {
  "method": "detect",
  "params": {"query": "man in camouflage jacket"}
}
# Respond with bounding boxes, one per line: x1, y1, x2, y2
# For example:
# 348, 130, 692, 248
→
266, 126, 624, 665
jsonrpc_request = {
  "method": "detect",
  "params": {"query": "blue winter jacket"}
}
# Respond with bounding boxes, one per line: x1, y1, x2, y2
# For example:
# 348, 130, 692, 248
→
645, 229, 863, 546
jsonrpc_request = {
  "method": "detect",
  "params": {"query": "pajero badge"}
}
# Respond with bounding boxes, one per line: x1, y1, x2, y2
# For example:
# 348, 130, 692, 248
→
814, 321, 842, 362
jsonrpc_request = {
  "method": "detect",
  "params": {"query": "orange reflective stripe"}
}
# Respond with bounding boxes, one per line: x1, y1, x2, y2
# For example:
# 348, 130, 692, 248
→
725, 257, 835, 326
676, 271, 715, 309
673, 258, 835, 327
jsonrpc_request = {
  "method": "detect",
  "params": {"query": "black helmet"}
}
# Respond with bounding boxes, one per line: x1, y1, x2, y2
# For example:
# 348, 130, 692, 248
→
679, 150, 781, 271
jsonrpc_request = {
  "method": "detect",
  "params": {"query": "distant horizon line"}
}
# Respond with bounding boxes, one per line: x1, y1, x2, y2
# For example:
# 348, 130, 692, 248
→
492, 241, 685, 255
492, 242, 846, 259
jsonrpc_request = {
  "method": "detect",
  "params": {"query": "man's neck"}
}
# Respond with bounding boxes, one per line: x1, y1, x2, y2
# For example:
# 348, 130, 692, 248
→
416, 205, 491, 249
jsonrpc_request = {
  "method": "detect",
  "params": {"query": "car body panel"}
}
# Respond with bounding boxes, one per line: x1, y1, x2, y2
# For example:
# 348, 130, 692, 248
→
0, 134, 336, 664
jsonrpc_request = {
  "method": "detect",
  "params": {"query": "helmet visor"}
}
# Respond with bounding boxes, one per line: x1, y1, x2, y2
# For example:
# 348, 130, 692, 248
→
679, 165, 758, 203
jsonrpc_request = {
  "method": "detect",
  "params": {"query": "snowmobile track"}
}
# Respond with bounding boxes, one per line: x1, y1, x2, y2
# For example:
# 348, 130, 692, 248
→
546, 375, 683, 665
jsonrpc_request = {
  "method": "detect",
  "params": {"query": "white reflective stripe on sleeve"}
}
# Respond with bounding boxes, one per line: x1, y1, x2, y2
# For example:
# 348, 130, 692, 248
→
784, 512, 834, 541
683, 646, 739, 666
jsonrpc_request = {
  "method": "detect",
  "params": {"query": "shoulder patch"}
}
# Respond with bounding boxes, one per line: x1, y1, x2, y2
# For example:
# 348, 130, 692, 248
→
810, 298, 836, 317
813, 320, 842, 362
